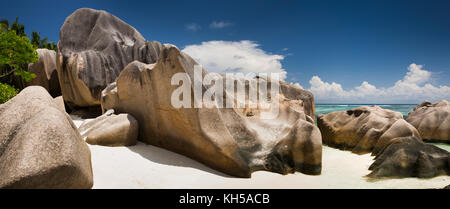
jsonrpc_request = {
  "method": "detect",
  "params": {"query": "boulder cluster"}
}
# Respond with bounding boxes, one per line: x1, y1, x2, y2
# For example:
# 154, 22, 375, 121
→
56, 8, 321, 178
1, 8, 448, 189
318, 102, 450, 178
0, 7, 324, 188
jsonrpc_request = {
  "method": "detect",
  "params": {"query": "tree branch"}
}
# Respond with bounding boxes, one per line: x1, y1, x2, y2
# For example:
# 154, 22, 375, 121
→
0, 68, 16, 78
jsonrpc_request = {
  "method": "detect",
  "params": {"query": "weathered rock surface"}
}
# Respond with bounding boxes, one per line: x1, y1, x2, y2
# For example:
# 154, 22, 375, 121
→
371, 119, 421, 156
368, 136, 449, 178
79, 109, 138, 146
317, 106, 420, 154
318, 105, 450, 178
53, 96, 66, 112
101, 46, 322, 177
57, 8, 163, 108
27, 48, 61, 97
406, 100, 450, 142
0, 86, 93, 189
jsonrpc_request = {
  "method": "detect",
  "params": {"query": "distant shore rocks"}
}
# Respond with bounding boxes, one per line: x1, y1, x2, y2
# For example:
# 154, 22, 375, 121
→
368, 136, 449, 178
27, 48, 61, 97
101, 47, 322, 177
0, 86, 93, 189
79, 109, 138, 146
317, 106, 419, 154
318, 105, 450, 179
56, 8, 163, 108
406, 100, 449, 142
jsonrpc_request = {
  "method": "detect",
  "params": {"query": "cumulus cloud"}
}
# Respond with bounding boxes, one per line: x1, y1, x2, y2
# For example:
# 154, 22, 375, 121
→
292, 82, 304, 89
185, 23, 201, 31
209, 21, 233, 29
182, 40, 287, 79
309, 63, 450, 104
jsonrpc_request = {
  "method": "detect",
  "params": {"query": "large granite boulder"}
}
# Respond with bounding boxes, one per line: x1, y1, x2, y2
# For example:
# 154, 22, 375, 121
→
101, 45, 322, 177
317, 106, 420, 154
0, 86, 93, 189
368, 136, 449, 178
27, 49, 61, 97
57, 8, 163, 108
406, 100, 450, 142
78, 109, 138, 146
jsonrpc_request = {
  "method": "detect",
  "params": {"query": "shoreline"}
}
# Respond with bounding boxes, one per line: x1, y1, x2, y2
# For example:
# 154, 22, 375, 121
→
72, 115, 450, 189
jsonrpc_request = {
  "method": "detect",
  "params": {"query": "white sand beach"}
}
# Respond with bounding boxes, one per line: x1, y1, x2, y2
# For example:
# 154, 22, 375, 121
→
72, 116, 450, 189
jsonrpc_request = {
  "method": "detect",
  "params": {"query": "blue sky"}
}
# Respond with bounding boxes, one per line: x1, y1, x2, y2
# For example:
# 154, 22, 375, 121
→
1, 0, 449, 103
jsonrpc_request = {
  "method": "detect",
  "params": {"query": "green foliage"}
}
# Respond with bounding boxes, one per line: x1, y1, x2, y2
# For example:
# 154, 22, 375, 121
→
14, 69, 36, 82
0, 19, 9, 33
0, 82, 18, 104
0, 25, 38, 82
31, 31, 57, 51
30, 31, 40, 46
10, 17, 26, 37
0, 17, 57, 89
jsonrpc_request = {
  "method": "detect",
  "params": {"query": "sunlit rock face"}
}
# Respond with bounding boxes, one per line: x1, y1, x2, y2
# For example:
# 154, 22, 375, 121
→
406, 100, 450, 142
27, 48, 61, 97
57, 8, 163, 108
318, 105, 450, 179
78, 109, 138, 147
317, 106, 420, 154
101, 46, 322, 178
56, 8, 322, 178
0, 86, 93, 189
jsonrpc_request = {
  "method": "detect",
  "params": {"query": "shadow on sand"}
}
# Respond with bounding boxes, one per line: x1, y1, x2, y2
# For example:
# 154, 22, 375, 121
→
126, 142, 232, 178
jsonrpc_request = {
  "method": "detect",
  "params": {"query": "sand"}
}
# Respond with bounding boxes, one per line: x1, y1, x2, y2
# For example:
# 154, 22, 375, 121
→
72, 116, 450, 189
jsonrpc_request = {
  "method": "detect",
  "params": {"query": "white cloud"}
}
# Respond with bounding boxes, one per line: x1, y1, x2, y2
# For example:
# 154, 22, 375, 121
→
292, 82, 304, 89
185, 23, 201, 31
402, 63, 431, 85
182, 40, 287, 79
209, 21, 233, 29
308, 63, 450, 104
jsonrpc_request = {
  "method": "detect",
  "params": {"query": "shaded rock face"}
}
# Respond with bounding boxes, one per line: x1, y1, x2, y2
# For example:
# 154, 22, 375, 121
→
0, 86, 93, 189
406, 100, 450, 142
368, 136, 449, 178
101, 46, 322, 177
317, 106, 420, 154
79, 109, 138, 146
57, 8, 163, 108
27, 49, 61, 97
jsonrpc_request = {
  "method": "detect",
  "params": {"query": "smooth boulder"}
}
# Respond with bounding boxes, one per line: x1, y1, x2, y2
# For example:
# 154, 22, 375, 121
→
101, 45, 322, 177
53, 96, 66, 112
317, 106, 420, 154
27, 48, 61, 97
79, 109, 138, 146
57, 8, 163, 108
405, 100, 450, 142
368, 136, 449, 178
0, 86, 93, 189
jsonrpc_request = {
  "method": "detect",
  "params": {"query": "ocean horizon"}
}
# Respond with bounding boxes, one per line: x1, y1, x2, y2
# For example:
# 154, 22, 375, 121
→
316, 104, 416, 117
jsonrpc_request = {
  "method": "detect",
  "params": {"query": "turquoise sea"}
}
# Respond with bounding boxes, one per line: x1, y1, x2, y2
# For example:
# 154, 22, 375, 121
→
316, 104, 416, 117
